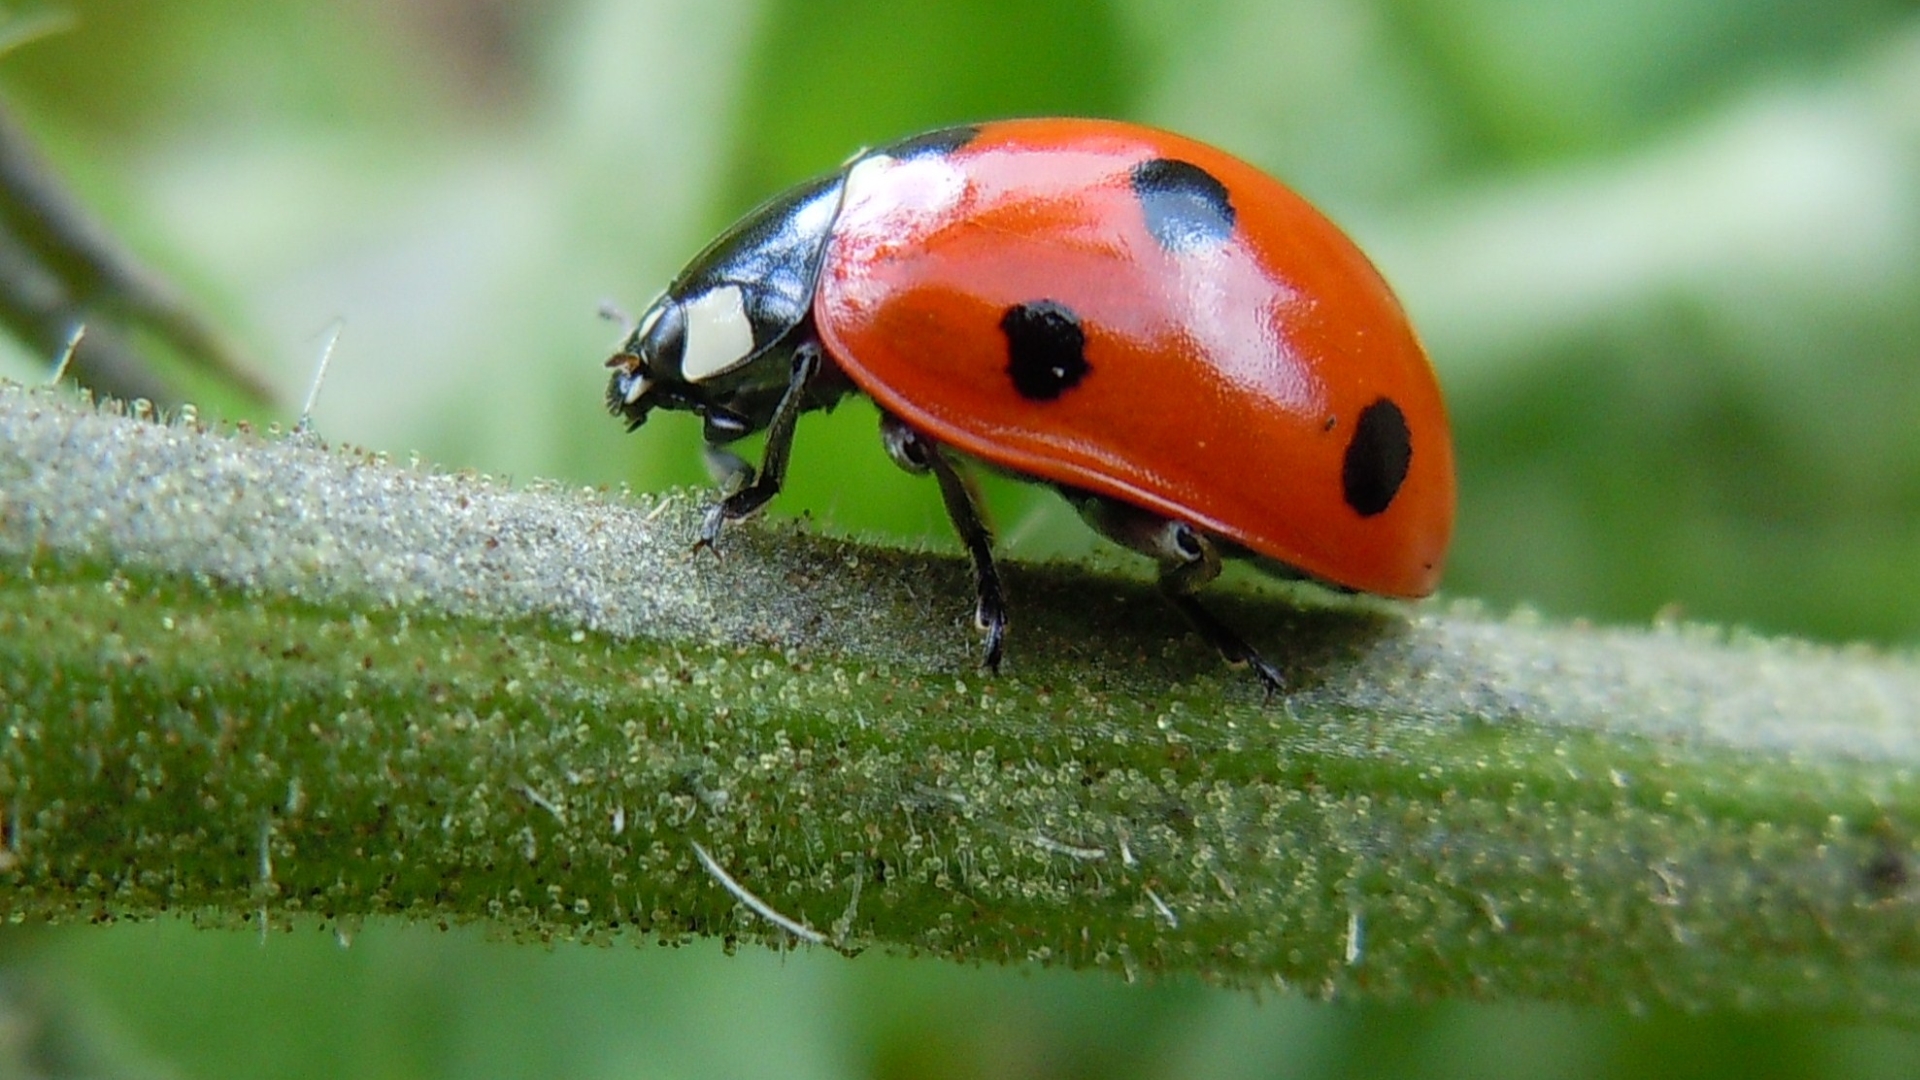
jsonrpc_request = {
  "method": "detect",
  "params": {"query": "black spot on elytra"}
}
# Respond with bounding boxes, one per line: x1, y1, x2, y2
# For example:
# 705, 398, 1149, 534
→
880, 125, 980, 161
1342, 398, 1412, 517
1000, 301, 1089, 401
1131, 158, 1235, 252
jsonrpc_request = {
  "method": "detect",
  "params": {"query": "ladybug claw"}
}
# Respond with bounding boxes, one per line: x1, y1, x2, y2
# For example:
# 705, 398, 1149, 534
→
1161, 590, 1288, 699
1246, 654, 1287, 702
692, 504, 727, 560
978, 607, 1007, 674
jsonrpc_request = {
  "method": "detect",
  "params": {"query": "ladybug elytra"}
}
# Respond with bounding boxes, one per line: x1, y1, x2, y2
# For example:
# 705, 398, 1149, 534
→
607, 118, 1455, 692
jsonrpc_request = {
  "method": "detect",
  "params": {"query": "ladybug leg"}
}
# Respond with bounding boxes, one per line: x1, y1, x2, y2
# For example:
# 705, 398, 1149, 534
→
1160, 567, 1288, 699
700, 443, 755, 499
1068, 493, 1285, 696
879, 413, 1008, 672
694, 344, 823, 553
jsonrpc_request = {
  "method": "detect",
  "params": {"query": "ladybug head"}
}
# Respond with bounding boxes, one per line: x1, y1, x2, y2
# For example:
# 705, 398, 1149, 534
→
604, 293, 687, 431
604, 290, 803, 446
607, 166, 847, 442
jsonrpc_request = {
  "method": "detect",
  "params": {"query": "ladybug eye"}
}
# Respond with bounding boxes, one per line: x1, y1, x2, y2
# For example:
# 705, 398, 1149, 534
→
634, 299, 688, 380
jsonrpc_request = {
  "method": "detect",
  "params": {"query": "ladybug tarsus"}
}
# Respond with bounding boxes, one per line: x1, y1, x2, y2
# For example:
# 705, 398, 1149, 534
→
1070, 494, 1289, 691
1154, 519, 1287, 694
979, 609, 1007, 674
692, 505, 726, 560
1161, 590, 1286, 698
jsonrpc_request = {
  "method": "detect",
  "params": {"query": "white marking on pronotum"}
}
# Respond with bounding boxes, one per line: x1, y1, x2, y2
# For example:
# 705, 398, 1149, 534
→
690, 839, 826, 944
631, 295, 666, 342
1344, 907, 1364, 966
296, 320, 344, 436
48, 324, 83, 385
678, 286, 756, 383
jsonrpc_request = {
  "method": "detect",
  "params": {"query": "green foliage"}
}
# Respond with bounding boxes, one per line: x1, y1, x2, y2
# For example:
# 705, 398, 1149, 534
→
722, 0, 1132, 213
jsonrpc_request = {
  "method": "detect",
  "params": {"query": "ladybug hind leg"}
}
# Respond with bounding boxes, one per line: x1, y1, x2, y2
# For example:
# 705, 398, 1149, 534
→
878, 413, 1008, 672
1066, 492, 1286, 697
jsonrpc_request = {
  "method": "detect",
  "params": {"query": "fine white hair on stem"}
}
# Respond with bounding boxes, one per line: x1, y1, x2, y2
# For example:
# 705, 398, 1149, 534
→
48, 324, 84, 386
517, 781, 567, 825
257, 815, 275, 946
296, 319, 344, 435
1144, 886, 1178, 928
689, 840, 826, 944
1028, 833, 1106, 861
833, 856, 866, 947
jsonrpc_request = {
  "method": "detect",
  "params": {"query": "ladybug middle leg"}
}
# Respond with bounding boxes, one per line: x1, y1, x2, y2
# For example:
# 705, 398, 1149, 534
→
878, 412, 1009, 672
1067, 492, 1286, 697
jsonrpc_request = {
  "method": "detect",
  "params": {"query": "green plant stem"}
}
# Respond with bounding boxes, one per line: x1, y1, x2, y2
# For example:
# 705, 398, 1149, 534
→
3, 381, 1919, 1019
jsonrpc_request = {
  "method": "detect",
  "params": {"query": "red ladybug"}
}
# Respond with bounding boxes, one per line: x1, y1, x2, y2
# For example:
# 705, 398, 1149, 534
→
607, 118, 1454, 692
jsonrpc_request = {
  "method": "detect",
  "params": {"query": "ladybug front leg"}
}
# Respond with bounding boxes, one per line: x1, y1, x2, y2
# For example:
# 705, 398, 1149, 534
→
695, 343, 823, 553
1068, 493, 1285, 696
878, 413, 1008, 672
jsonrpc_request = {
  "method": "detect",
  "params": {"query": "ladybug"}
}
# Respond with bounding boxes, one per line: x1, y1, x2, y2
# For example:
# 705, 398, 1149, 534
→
607, 118, 1454, 692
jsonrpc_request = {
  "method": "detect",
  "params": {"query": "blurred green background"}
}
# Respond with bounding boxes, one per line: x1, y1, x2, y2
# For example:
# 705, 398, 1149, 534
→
2, 0, 1918, 1076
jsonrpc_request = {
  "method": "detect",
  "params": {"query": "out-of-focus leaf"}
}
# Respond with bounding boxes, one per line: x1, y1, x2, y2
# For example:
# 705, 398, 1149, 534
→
719, 0, 1132, 218
1381, 0, 1915, 160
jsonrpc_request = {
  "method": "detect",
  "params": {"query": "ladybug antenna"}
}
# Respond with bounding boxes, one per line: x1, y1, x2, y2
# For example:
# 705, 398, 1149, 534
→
597, 298, 636, 341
